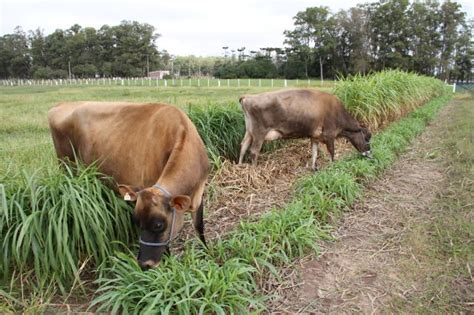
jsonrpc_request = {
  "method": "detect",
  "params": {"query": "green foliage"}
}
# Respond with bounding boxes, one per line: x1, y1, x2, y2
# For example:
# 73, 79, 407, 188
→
0, 162, 136, 292
92, 251, 262, 315
334, 70, 445, 128
187, 103, 245, 164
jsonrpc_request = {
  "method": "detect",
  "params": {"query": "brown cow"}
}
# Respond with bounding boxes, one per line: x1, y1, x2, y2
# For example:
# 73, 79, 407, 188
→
48, 102, 209, 270
238, 89, 372, 170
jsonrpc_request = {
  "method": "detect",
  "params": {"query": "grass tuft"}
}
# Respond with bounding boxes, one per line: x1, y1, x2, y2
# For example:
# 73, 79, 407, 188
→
0, 162, 136, 292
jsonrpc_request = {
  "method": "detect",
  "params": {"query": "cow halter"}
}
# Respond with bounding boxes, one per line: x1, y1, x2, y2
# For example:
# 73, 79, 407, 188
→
138, 183, 177, 247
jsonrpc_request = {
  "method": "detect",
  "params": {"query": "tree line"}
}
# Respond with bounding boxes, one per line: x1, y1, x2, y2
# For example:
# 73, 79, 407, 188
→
0, 21, 170, 79
0, 0, 472, 81
214, 0, 473, 82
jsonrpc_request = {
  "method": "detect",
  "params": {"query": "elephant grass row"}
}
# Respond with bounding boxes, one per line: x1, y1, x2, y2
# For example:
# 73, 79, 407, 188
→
89, 94, 452, 314
334, 70, 445, 128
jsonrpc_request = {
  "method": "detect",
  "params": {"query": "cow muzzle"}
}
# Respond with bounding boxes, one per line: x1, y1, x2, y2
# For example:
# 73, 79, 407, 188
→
137, 245, 169, 270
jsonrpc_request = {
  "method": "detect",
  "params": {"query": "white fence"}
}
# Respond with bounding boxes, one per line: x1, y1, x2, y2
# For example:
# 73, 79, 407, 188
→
0, 77, 322, 89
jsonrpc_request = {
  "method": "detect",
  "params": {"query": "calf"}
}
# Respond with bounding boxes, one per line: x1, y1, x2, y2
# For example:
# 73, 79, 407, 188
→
238, 89, 372, 169
48, 102, 209, 269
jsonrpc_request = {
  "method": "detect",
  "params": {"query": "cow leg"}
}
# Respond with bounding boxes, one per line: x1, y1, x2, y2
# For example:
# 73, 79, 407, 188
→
238, 131, 252, 164
326, 139, 335, 161
249, 137, 264, 165
192, 201, 207, 247
311, 139, 319, 171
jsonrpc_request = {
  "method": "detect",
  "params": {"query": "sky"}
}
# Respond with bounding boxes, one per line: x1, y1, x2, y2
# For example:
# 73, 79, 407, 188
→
1, 0, 473, 57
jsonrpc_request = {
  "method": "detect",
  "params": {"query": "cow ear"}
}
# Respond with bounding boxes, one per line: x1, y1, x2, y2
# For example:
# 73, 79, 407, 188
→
170, 195, 192, 212
118, 184, 138, 202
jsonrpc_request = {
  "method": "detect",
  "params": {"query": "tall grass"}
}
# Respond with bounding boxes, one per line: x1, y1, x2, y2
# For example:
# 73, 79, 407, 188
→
0, 163, 135, 292
90, 93, 451, 313
334, 70, 445, 128
187, 103, 245, 165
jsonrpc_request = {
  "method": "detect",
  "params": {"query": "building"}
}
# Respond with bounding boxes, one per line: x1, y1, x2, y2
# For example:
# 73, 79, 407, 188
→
148, 70, 170, 79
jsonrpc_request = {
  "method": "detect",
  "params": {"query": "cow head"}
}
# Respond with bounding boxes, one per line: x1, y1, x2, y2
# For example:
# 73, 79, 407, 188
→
348, 128, 372, 158
118, 184, 192, 270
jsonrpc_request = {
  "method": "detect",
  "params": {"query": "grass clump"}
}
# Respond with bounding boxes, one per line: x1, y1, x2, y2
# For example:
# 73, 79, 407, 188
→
0, 163, 136, 292
92, 198, 330, 314
187, 103, 245, 165
334, 70, 445, 128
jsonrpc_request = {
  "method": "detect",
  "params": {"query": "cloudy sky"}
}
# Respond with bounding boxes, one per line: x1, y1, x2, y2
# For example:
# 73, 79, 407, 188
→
1, 0, 472, 56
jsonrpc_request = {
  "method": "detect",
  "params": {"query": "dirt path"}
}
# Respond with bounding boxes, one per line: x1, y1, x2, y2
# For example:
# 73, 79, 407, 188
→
271, 98, 473, 313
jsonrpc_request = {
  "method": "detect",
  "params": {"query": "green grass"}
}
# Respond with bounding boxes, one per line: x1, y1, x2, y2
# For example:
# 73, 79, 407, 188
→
0, 163, 136, 293
89, 93, 452, 314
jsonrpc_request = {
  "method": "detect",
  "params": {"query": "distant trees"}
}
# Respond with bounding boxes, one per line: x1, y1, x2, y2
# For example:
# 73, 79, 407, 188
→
278, 0, 473, 81
0, 21, 168, 79
212, 0, 473, 82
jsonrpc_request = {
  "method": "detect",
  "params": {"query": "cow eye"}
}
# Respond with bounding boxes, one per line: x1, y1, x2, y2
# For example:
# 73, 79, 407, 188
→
153, 221, 165, 233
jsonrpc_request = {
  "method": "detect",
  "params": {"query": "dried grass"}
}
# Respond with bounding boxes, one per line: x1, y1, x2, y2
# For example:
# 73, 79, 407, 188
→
174, 138, 355, 250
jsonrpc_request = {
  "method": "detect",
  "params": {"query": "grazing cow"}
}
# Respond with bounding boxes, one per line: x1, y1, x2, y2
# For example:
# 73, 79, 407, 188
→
48, 102, 209, 270
238, 89, 372, 170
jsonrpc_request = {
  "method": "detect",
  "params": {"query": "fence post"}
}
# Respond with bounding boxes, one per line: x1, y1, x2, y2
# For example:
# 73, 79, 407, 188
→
271, 79, 274, 88
453, 82, 456, 93
218, 79, 221, 87
259, 79, 261, 87
227, 79, 230, 88
284, 79, 287, 87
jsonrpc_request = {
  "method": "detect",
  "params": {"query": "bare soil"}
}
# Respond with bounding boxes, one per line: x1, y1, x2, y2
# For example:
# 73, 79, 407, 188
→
270, 100, 472, 314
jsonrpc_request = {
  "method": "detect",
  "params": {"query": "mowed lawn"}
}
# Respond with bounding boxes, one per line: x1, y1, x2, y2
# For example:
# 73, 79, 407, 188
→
0, 83, 334, 176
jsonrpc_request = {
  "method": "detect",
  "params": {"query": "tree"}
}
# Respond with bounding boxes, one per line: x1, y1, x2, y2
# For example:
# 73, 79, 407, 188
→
452, 20, 473, 82
438, 0, 466, 80
284, 7, 339, 78
408, 0, 442, 76
0, 27, 31, 78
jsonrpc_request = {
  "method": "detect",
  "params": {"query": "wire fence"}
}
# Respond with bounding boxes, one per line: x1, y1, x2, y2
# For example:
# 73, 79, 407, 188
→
0, 77, 328, 89
454, 82, 474, 93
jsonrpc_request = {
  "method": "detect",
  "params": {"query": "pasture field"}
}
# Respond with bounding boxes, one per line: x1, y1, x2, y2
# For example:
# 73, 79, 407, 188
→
0, 71, 453, 313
